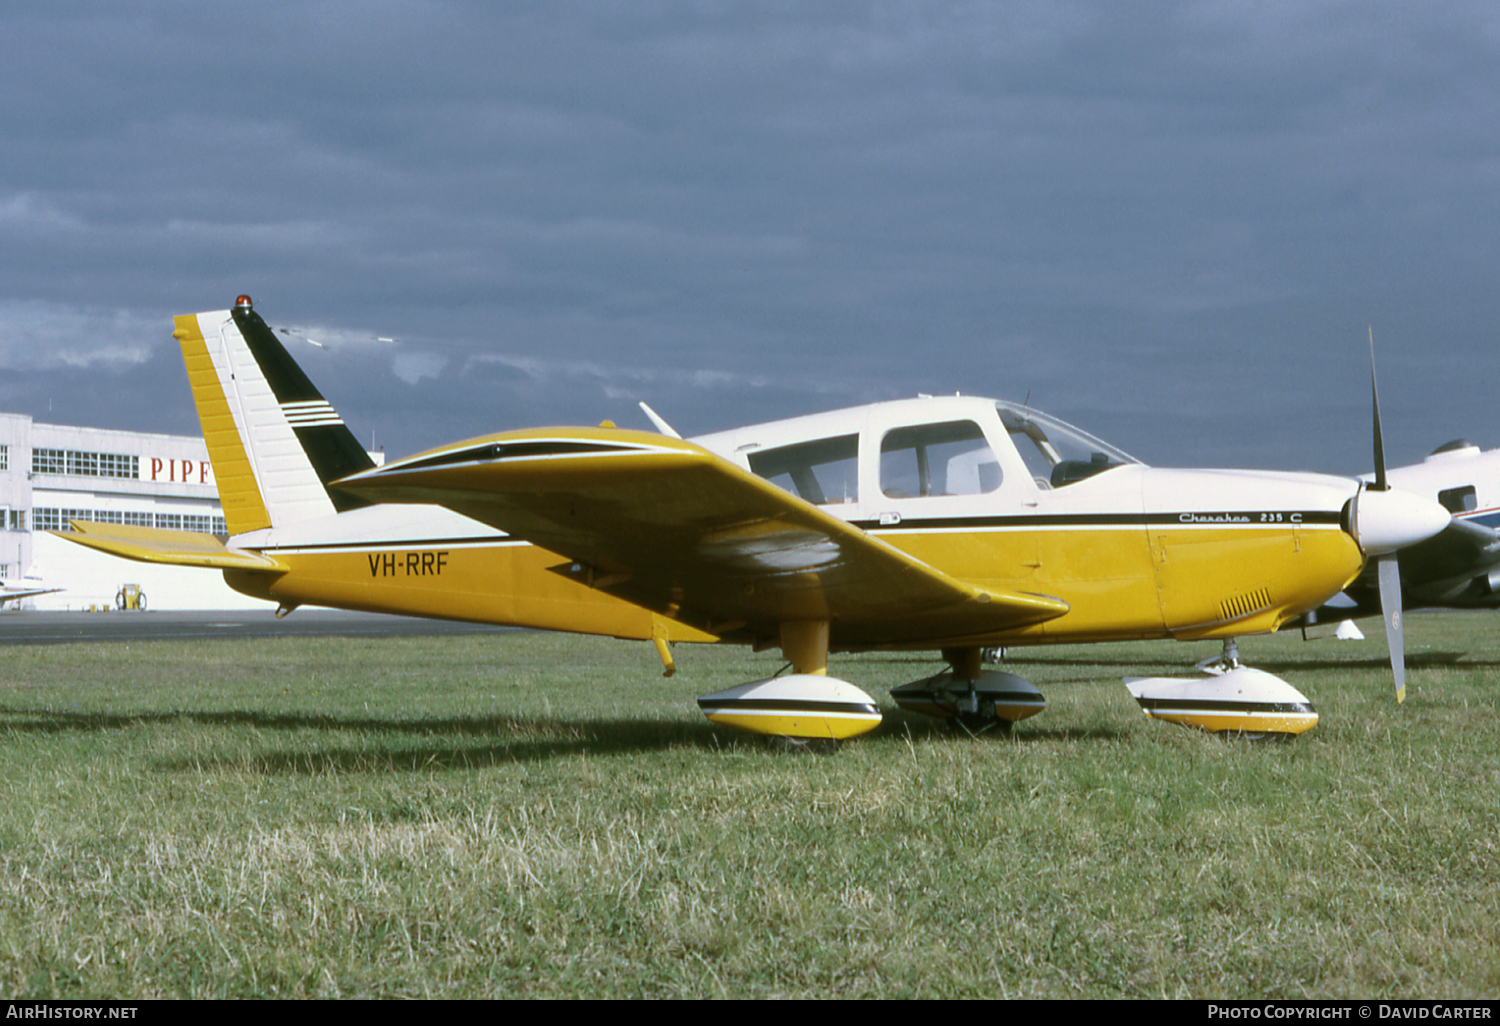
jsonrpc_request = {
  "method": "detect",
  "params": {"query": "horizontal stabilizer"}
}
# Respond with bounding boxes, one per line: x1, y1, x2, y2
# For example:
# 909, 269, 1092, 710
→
59, 521, 285, 572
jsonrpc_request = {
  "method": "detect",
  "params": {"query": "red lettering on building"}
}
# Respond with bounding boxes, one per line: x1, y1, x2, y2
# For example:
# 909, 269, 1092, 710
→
145, 455, 213, 486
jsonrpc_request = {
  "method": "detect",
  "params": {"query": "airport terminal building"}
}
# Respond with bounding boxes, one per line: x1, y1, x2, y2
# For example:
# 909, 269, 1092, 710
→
0, 410, 265, 610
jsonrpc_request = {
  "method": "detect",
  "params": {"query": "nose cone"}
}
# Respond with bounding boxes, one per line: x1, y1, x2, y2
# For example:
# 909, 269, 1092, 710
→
1350, 485, 1451, 556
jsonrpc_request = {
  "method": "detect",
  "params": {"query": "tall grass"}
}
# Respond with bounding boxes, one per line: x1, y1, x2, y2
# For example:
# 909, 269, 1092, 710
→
0, 613, 1496, 997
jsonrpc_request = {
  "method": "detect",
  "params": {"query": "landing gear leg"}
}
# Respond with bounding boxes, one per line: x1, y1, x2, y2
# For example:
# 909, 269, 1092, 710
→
1195, 638, 1241, 676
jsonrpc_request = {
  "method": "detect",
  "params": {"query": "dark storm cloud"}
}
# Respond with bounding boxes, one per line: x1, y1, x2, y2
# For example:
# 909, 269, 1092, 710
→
2, 2, 1498, 473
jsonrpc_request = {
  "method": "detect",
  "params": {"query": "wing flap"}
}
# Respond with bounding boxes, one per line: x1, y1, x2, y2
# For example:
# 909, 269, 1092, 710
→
58, 521, 285, 572
336, 428, 1067, 645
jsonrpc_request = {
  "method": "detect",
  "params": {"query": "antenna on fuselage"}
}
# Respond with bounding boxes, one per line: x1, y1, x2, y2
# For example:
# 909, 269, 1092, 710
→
639, 401, 682, 439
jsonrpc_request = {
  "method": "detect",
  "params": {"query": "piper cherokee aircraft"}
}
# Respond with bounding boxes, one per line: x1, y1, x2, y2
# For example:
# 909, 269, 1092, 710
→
58, 297, 1452, 744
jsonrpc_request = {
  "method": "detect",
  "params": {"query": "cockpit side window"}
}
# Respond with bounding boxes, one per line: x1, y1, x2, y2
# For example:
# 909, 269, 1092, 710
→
879, 420, 1001, 499
747, 434, 860, 505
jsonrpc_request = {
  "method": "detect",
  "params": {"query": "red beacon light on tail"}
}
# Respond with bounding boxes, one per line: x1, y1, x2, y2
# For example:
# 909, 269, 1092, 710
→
234, 295, 254, 310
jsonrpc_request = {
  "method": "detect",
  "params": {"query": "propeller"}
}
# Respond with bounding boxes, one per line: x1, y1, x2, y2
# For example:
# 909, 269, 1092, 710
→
1367, 328, 1407, 702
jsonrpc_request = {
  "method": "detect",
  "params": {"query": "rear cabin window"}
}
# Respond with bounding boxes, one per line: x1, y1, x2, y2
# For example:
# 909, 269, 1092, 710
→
747, 434, 860, 505
880, 421, 1001, 499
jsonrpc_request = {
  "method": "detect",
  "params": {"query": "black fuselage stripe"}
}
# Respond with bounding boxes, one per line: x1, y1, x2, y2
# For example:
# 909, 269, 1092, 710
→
855, 511, 1343, 531
247, 507, 1341, 553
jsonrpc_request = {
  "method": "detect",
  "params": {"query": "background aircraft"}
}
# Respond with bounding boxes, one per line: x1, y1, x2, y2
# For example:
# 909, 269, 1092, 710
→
1300, 439, 1500, 622
60, 298, 1450, 745
0, 573, 61, 605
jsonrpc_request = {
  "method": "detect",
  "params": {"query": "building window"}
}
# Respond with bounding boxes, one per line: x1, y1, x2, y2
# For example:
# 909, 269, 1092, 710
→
0, 445, 7, 472
97, 453, 139, 479
33, 506, 223, 535
30, 448, 139, 479
32, 449, 65, 476
33, 508, 96, 532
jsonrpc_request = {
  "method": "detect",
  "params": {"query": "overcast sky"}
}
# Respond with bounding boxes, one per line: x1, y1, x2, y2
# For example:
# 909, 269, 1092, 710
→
2, 2, 1497, 475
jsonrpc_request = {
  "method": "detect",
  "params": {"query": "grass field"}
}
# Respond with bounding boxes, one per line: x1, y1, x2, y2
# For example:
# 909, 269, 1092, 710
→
0, 611, 1497, 999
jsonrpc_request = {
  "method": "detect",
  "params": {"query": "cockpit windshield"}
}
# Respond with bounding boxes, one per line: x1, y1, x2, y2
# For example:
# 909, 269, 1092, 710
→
996, 401, 1141, 489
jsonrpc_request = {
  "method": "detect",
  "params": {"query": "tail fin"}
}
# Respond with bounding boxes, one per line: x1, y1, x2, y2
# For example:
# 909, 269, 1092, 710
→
172, 296, 376, 535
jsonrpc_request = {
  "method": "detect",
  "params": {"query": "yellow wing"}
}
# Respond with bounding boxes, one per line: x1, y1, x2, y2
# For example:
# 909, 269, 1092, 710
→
57, 521, 286, 572
336, 427, 1067, 648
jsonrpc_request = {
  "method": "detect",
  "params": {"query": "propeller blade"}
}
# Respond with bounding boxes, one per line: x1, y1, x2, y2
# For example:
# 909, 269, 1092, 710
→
1376, 553, 1407, 703
1370, 326, 1388, 492
1370, 330, 1411, 702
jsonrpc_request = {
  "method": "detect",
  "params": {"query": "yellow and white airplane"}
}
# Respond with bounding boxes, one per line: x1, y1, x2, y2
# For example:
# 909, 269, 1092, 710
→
60, 297, 1452, 744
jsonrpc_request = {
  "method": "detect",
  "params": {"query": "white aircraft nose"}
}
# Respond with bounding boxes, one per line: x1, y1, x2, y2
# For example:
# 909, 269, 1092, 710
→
1350, 485, 1452, 556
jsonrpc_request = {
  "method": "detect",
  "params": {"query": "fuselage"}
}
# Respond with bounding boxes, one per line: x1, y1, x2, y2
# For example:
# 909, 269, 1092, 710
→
694, 396, 1366, 645
223, 394, 1371, 649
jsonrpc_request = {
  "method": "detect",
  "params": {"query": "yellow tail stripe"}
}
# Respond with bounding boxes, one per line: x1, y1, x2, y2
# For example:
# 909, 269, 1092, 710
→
173, 314, 272, 535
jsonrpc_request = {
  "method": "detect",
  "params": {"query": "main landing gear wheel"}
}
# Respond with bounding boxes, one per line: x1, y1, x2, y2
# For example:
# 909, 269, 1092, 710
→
891, 668, 1046, 735
696, 675, 881, 750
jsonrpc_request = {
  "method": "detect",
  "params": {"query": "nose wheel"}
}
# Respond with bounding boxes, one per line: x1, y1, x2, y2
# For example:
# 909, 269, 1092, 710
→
1126, 640, 1319, 738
